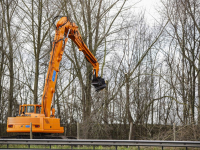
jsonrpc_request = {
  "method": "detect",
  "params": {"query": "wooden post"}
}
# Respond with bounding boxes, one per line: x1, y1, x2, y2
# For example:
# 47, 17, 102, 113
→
77, 115, 80, 139
173, 123, 175, 141
129, 122, 133, 140
64, 125, 67, 136
30, 122, 32, 139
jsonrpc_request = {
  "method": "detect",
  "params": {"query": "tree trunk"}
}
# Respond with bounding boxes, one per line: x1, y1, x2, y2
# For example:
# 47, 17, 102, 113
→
198, 54, 200, 124
33, 0, 42, 104
103, 81, 109, 124
0, 18, 4, 111
4, 0, 14, 117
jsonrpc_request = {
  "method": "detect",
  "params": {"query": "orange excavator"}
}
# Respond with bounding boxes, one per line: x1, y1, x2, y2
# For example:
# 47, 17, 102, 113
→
6, 17, 106, 137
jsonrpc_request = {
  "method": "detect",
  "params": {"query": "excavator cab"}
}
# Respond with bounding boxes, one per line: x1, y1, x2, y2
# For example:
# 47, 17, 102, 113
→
19, 104, 42, 116
92, 76, 106, 92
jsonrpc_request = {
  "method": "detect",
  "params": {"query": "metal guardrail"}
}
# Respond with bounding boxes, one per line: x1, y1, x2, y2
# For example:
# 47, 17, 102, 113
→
1, 139, 200, 149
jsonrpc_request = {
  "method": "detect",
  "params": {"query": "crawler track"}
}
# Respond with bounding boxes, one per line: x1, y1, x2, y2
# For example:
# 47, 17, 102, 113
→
1, 134, 76, 139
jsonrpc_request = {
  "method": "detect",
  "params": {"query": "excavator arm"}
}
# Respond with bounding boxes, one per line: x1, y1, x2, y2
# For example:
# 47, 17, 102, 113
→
41, 17, 106, 117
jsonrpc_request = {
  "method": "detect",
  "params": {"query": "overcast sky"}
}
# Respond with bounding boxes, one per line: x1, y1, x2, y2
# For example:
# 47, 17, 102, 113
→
136, 0, 161, 24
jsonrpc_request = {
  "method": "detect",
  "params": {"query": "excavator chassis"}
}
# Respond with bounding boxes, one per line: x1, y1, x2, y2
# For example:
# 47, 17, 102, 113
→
7, 115, 64, 134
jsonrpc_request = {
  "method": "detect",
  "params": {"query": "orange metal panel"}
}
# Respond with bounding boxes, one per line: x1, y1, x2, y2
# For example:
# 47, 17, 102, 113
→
7, 115, 63, 133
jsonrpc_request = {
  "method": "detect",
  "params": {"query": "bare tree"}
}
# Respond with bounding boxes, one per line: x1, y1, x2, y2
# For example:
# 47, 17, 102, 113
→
0, 0, 19, 117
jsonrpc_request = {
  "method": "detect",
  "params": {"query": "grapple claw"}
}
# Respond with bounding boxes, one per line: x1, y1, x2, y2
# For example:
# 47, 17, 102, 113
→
92, 77, 106, 92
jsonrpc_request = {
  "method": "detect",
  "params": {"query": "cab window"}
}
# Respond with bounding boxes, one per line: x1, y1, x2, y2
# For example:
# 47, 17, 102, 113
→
27, 106, 34, 113
24, 106, 26, 113
20, 106, 23, 114
36, 106, 41, 114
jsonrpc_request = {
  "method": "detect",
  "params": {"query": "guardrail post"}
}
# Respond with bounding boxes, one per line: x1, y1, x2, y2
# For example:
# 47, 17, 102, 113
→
138, 146, 140, 150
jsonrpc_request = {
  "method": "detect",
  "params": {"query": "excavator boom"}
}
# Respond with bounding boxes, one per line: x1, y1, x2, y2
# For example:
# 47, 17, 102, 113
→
41, 17, 106, 117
